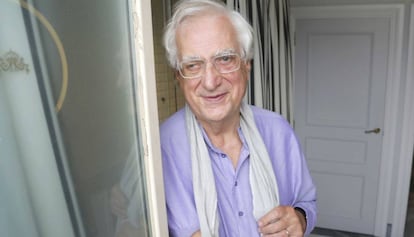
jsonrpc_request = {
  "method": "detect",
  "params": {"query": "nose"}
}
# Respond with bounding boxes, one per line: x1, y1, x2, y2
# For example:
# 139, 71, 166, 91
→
201, 62, 222, 90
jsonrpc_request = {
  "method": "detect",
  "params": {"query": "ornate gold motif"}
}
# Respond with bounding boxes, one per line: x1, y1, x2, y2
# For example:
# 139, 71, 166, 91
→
0, 50, 29, 73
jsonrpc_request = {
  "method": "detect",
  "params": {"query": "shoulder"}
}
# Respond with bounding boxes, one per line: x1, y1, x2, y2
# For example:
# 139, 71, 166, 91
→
159, 108, 190, 163
160, 108, 186, 140
250, 105, 293, 135
249, 105, 300, 158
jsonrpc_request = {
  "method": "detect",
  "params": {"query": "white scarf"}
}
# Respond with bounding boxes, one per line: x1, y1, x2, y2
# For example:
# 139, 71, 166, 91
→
186, 101, 280, 237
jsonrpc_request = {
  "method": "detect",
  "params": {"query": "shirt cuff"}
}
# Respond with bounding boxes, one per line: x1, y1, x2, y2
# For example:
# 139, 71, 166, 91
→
169, 226, 200, 237
294, 207, 307, 228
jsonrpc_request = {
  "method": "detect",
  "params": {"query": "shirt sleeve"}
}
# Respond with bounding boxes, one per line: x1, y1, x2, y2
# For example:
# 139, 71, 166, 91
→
286, 129, 317, 236
256, 111, 317, 236
161, 139, 200, 237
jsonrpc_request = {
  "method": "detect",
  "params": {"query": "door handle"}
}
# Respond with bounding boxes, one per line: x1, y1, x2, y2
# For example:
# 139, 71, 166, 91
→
364, 128, 381, 134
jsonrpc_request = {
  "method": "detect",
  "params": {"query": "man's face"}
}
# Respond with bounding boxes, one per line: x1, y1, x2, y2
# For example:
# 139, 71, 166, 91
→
175, 13, 251, 126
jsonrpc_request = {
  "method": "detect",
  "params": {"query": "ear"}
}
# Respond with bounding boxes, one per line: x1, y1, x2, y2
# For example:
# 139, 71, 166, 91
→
243, 60, 252, 78
243, 59, 252, 70
175, 70, 181, 81
175, 70, 183, 87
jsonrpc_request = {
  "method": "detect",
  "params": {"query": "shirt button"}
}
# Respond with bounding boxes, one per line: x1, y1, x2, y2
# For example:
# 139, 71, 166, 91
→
221, 154, 226, 158
234, 181, 238, 186
238, 211, 244, 216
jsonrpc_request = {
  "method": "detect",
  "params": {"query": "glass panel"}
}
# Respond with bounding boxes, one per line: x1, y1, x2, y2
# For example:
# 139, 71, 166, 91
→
0, 0, 151, 236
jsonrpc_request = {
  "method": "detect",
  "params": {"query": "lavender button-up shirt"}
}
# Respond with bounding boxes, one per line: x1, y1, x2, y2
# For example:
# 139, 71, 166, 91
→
160, 105, 317, 237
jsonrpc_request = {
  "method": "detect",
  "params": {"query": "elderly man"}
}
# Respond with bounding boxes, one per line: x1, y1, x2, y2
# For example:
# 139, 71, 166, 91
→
160, 0, 317, 236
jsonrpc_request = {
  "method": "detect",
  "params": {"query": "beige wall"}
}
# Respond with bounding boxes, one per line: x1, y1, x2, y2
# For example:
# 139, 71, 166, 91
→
151, 0, 185, 123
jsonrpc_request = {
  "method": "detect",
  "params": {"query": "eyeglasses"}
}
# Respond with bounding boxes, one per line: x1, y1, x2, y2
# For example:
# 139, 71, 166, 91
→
178, 53, 241, 79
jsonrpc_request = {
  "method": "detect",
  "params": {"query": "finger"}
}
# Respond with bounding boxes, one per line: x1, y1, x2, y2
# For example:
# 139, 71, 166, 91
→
263, 208, 304, 237
259, 216, 287, 235
110, 197, 128, 217
112, 205, 128, 218
110, 185, 129, 218
260, 228, 290, 237
258, 207, 283, 227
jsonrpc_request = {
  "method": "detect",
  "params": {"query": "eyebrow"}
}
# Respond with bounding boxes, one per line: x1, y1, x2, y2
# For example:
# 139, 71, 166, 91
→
181, 48, 237, 62
181, 55, 203, 63
214, 48, 236, 57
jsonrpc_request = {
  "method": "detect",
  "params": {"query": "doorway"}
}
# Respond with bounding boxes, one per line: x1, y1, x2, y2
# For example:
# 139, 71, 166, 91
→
292, 5, 404, 236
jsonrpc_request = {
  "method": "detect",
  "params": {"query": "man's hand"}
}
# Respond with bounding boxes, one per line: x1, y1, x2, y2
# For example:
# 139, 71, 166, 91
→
110, 184, 128, 219
257, 206, 306, 237
191, 230, 201, 237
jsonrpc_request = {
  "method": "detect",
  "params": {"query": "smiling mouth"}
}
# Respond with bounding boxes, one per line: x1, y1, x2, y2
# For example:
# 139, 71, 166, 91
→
204, 93, 226, 102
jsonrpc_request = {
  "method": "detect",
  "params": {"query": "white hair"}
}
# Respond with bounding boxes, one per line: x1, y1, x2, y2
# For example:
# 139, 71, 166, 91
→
163, 0, 254, 69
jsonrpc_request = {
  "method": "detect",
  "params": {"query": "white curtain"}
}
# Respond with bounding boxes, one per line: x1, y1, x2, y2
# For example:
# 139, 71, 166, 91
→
227, 0, 294, 124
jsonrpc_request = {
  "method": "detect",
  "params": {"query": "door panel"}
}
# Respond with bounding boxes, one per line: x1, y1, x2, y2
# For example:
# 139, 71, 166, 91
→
294, 13, 389, 235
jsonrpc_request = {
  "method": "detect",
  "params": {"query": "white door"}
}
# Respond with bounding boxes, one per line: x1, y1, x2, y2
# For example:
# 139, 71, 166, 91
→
293, 7, 396, 235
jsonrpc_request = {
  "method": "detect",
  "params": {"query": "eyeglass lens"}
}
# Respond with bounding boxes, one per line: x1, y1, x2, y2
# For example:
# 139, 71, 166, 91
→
179, 54, 240, 79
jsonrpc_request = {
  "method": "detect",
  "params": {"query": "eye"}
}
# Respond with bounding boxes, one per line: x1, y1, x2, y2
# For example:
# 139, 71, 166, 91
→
216, 55, 236, 65
182, 61, 202, 72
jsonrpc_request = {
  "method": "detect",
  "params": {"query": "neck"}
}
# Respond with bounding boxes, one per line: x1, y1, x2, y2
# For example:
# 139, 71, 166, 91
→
199, 116, 242, 168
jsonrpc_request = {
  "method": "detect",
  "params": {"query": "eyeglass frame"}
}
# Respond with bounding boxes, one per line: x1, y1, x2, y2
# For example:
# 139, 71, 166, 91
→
177, 52, 243, 79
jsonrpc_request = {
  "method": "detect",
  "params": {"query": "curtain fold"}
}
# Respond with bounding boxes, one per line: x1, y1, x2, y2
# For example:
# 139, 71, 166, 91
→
227, 0, 293, 124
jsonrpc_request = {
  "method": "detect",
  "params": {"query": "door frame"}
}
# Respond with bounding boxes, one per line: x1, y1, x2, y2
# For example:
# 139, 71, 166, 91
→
130, 0, 168, 236
291, 5, 405, 236
392, 4, 414, 237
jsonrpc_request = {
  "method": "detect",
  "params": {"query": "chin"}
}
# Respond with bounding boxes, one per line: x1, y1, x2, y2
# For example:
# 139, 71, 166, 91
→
200, 108, 231, 122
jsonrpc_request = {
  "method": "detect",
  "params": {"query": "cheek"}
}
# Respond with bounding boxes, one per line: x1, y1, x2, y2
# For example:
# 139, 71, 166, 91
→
241, 61, 251, 76
180, 80, 199, 97
233, 70, 249, 86
232, 74, 249, 96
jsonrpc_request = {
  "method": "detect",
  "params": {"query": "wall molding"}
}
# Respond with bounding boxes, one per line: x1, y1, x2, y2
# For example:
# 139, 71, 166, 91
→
392, 4, 414, 237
